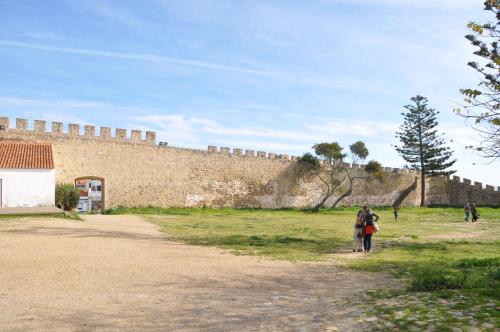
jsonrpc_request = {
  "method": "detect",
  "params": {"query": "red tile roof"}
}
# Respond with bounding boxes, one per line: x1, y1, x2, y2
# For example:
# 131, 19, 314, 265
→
0, 141, 54, 169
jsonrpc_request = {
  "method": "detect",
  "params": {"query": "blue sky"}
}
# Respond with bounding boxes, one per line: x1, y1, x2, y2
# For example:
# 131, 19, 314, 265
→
1, 0, 498, 186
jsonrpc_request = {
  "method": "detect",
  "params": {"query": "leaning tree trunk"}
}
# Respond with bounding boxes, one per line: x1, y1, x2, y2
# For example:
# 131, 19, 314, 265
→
392, 177, 418, 207
331, 175, 360, 208
311, 191, 331, 212
331, 188, 352, 208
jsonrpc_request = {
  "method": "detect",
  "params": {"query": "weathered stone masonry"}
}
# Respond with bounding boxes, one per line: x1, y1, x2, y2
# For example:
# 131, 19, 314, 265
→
0, 117, 498, 208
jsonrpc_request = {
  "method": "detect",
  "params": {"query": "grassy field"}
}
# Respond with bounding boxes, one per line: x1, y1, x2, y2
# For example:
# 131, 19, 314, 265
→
0, 212, 80, 220
105, 206, 499, 260
106, 206, 500, 330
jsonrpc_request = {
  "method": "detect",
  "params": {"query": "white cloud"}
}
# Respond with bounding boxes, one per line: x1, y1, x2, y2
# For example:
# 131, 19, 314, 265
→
306, 119, 398, 137
200, 123, 318, 141
0, 40, 275, 76
0, 96, 400, 146
132, 115, 199, 143
130, 113, 404, 157
131, 114, 318, 143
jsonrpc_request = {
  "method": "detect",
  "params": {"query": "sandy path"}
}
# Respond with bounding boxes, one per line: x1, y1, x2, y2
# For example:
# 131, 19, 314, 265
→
0, 215, 396, 331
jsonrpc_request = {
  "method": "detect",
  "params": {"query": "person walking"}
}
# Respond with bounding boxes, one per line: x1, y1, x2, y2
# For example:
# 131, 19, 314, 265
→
360, 205, 380, 253
353, 211, 364, 252
471, 203, 479, 222
393, 206, 399, 221
464, 202, 471, 222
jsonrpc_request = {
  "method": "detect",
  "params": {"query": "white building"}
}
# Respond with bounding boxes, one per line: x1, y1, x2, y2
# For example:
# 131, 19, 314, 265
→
75, 178, 103, 212
0, 141, 55, 208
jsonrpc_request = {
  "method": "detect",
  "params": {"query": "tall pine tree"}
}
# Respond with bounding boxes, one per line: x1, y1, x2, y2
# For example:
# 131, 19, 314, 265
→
395, 95, 456, 206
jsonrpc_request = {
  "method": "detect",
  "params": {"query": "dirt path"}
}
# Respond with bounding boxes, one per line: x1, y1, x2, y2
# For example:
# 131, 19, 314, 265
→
0, 215, 397, 331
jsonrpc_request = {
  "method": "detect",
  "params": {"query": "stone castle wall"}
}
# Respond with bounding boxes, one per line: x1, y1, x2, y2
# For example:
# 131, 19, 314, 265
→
426, 175, 500, 207
0, 117, 498, 208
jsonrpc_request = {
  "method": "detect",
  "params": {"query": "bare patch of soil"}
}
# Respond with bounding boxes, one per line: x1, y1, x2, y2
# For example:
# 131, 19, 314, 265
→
0, 215, 397, 331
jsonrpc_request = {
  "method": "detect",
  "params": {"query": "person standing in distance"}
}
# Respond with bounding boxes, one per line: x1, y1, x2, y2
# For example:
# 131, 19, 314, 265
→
393, 206, 399, 221
471, 203, 479, 223
464, 202, 471, 222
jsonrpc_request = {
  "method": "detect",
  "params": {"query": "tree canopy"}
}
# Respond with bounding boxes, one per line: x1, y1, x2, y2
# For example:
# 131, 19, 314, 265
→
456, 0, 500, 159
313, 143, 346, 163
349, 141, 369, 164
395, 95, 456, 206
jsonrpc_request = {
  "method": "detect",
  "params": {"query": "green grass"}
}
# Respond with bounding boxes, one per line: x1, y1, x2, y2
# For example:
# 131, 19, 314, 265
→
0, 212, 80, 220
108, 206, 499, 261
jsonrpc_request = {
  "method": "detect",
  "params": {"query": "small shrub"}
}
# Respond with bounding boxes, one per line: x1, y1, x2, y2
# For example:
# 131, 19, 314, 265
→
454, 257, 500, 268
273, 236, 306, 244
409, 258, 500, 292
103, 207, 119, 215
55, 183, 80, 211
410, 269, 466, 291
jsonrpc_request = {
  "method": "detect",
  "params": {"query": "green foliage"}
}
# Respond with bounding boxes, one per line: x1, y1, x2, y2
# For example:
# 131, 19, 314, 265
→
410, 268, 466, 291
298, 152, 320, 169
365, 160, 382, 173
410, 257, 500, 292
395, 95, 456, 206
312, 142, 345, 162
365, 160, 384, 181
395, 95, 456, 176
455, 257, 500, 268
55, 183, 80, 211
457, 1, 500, 159
349, 141, 369, 163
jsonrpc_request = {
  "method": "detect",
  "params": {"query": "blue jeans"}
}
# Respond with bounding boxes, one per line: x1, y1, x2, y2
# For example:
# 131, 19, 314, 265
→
465, 211, 470, 221
363, 234, 373, 252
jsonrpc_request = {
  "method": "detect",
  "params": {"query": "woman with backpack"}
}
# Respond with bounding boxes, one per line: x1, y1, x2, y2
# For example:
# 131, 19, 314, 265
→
360, 205, 380, 253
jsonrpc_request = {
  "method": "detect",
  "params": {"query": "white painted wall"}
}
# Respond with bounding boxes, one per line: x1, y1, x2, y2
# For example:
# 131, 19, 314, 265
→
0, 169, 55, 207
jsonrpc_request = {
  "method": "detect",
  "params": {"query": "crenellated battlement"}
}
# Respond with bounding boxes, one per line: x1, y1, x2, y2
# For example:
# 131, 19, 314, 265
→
205, 145, 295, 161
0, 116, 427, 171
202, 144, 421, 174
0, 117, 156, 145
449, 175, 500, 193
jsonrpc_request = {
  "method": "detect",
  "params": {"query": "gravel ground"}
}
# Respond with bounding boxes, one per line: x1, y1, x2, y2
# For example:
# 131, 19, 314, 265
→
0, 215, 396, 331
